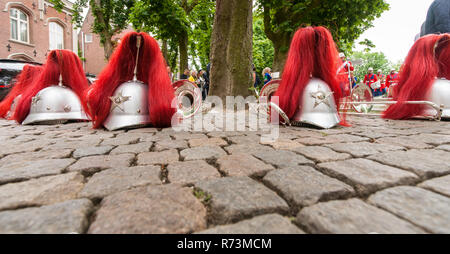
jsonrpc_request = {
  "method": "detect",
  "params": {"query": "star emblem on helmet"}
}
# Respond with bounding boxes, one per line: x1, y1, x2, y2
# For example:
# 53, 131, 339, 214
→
310, 89, 334, 108
31, 95, 41, 105
109, 91, 131, 112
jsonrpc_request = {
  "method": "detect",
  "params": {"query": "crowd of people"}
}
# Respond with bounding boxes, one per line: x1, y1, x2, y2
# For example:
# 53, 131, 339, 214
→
337, 53, 400, 99
167, 65, 211, 101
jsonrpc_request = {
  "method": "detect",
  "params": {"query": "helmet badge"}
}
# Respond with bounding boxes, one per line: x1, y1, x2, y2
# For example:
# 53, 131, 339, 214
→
310, 87, 334, 109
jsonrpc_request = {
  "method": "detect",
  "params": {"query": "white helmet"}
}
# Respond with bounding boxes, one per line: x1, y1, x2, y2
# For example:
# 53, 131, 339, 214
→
103, 80, 150, 131
423, 78, 450, 119
291, 78, 340, 129
368, 67, 374, 72
23, 85, 89, 125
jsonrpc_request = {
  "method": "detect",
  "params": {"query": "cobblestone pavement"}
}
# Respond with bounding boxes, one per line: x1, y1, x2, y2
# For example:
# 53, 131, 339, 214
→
0, 115, 449, 234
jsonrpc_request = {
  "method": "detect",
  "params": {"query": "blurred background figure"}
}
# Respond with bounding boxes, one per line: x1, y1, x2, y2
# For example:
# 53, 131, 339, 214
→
180, 69, 190, 80
263, 67, 272, 85
420, 0, 450, 36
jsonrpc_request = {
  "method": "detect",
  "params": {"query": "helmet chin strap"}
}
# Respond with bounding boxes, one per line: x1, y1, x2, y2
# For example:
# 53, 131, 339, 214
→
133, 35, 142, 82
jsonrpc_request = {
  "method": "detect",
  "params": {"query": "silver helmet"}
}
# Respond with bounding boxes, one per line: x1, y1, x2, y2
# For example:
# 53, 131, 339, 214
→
22, 85, 89, 125
423, 78, 450, 119
103, 80, 150, 131
292, 78, 340, 129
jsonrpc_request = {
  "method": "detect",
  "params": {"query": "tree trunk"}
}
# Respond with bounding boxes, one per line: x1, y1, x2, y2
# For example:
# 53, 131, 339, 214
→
209, 0, 253, 101
103, 34, 114, 61
179, 31, 189, 75
162, 40, 169, 64
271, 33, 291, 73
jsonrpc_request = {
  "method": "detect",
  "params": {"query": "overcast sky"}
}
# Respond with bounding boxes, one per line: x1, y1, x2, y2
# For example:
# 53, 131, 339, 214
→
355, 0, 435, 63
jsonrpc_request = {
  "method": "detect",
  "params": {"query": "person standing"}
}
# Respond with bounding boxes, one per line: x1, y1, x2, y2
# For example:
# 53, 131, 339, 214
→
385, 68, 400, 97
337, 53, 355, 96
180, 69, 190, 80
349, 71, 358, 89
377, 69, 387, 96
263, 67, 272, 85
364, 67, 380, 96
189, 70, 197, 83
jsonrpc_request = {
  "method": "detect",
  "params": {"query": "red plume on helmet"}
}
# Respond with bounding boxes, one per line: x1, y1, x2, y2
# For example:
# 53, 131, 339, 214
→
383, 34, 450, 119
87, 32, 176, 129
0, 65, 42, 119
12, 50, 89, 124
272, 26, 345, 123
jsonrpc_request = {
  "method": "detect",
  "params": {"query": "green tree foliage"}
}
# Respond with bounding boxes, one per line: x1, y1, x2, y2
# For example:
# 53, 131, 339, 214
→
350, 51, 400, 82
188, 0, 215, 69
257, 0, 390, 71
253, 14, 274, 80
51, 0, 135, 60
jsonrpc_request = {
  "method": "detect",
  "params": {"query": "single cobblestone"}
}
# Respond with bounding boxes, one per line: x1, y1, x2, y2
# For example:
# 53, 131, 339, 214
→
224, 144, 274, 155
195, 176, 289, 225
260, 139, 305, 150
180, 146, 227, 161
88, 185, 207, 234
0, 159, 76, 185
217, 154, 274, 177
419, 175, 450, 197
263, 166, 354, 209
253, 150, 313, 168
368, 186, 450, 233
197, 214, 304, 234
295, 134, 369, 146
325, 142, 405, 158
188, 138, 228, 148
436, 145, 450, 152
167, 161, 221, 185
297, 199, 425, 234
375, 136, 433, 149
292, 146, 351, 163
318, 159, 419, 195
137, 150, 179, 165
0, 149, 73, 166
0, 172, 84, 211
80, 166, 162, 199
368, 150, 450, 179
73, 146, 114, 159
68, 154, 134, 174
154, 139, 188, 151
0, 199, 93, 234
110, 142, 153, 155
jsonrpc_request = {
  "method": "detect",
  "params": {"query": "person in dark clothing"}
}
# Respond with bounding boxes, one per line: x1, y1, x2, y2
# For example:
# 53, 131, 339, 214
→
421, 0, 450, 36
180, 69, 190, 80
202, 63, 210, 101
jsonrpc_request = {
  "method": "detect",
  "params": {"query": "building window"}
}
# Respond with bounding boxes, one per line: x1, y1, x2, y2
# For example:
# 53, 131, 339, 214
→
49, 22, 64, 50
85, 34, 93, 43
10, 8, 29, 43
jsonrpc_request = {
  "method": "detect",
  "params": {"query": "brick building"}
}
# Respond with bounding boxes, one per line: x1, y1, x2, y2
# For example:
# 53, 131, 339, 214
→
78, 8, 133, 76
0, 0, 77, 63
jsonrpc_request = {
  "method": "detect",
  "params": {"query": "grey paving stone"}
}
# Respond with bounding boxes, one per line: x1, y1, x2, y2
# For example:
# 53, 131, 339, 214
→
198, 214, 304, 234
410, 134, 450, 146
419, 175, 450, 197
368, 150, 450, 179
224, 144, 274, 155
137, 149, 179, 165
368, 186, 450, 233
263, 166, 354, 209
297, 199, 425, 234
88, 185, 207, 234
326, 142, 405, 158
295, 134, 369, 146
80, 166, 162, 199
253, 150, 313, 168
318, 159, 418, 195
195, 176, 289, 225
180, 146, 227, 161
101, 134, 141, 146
0, 199, 93, 234
436, 145, 450, 152
172, 133, 208, 140
292, 146, 351, 163
68, 154, 134, 174
167, 161, 221, 186
1, 140, 54, 156
376, 136, 433, 149
73, 146, 114, 159
217, 154, 274, 177
154, 139, 188, 151
110, 142, 153, 155
260, 139, 305, 150
189, 138, 228, 148
0, 149, 73, 167
0, 159, 76, 185
0, 172, 84, 211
